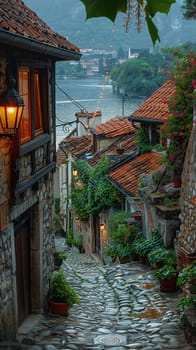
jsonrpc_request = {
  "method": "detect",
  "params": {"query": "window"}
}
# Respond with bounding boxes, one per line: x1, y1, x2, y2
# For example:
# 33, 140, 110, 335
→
19, 67, 47, 144
19, 69, 31, 143
34, 72, 44, 136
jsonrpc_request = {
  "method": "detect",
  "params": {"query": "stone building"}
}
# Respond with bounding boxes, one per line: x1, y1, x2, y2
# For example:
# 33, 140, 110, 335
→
0, 0, 80, 340
178, 100, 196, 266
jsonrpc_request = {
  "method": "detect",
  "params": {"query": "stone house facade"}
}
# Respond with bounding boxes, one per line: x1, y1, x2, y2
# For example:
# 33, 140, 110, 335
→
178, 101, 196, 265
0, 0, 80, 341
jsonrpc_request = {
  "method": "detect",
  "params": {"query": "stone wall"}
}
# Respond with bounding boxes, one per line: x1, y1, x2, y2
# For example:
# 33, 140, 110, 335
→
178, 102, 196, 254
0, 230, 16, 340
0, 173, 55, 340
0, 56, 56, 340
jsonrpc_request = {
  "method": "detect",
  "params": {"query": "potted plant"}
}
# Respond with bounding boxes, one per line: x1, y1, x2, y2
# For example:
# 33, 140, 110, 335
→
177, 260, 196, 294
177, 295, 196, 312
153, 265, 178, 292
133, 211, 142, 221
116, 142, 125, 154
106, 214, 139, 263
115, 243, 132, 263
48, 270, 80, 316
72, 235, 85, 253
148, 248, 177, 268
53, 251, 67, 270
131, 230, 163, 264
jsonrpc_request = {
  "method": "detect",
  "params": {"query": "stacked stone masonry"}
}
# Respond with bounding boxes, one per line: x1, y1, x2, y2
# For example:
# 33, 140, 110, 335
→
179, 104, 196, 254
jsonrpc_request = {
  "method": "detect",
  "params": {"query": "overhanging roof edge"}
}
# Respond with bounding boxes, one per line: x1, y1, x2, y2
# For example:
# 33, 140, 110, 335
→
0, 29, 81, 61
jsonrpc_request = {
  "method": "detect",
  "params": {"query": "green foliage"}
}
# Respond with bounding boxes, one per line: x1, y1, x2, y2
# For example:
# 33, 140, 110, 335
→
177, 295, 196, 312
161, 47, 196, 178
54, 251, 67, 261
71, 157, 121, 218
134, 128, 152, 154
153, 265, 178, 280
110, 52, 173, 97
104, 211, 139, 259
177, 260, 196, 293
66, 234, 74, 246
49, 271, 80, 305
54, 198, 64, 232
183, 0, 196, 19
148, 248, 177, 266
72, 235, 83, 249
70, 160, 91, 219
108, 211, 130, 232
80, 0, 176, 45
53, 251, 67, 269
131, 234, 146, 256
131, 229, 163, 258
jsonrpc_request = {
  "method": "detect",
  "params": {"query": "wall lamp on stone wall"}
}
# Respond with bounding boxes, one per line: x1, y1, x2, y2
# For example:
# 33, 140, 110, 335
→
72, 169, 78, 177
0, 77, 24, 138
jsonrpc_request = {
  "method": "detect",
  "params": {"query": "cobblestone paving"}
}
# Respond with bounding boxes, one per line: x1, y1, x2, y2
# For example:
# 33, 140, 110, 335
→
16, 239, 196, 350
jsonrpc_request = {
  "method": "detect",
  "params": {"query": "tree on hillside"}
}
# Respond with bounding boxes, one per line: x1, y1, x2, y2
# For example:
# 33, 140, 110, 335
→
183, 0, 196, 18
110, 52, 172, 97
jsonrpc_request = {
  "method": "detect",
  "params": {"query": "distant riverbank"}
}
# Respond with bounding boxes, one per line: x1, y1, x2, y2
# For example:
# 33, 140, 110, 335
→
55, 77, 144, 145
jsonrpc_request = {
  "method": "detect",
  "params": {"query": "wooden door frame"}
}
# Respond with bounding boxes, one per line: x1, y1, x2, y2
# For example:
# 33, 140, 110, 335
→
14, 212, 31, 326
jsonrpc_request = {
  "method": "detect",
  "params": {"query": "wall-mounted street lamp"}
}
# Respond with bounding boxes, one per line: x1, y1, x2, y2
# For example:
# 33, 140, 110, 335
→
72, 169, 78, 177
0, 77, 24, 138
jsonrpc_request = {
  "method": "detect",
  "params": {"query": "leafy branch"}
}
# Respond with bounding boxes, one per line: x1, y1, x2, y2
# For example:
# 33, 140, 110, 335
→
80, 0, 176, 45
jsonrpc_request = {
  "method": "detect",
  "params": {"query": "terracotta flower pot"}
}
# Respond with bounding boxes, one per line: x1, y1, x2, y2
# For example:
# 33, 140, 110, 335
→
159, 276, 178, 292
49, 300, 69, 316
173, 178, 181, 188
118, 255, 130, 264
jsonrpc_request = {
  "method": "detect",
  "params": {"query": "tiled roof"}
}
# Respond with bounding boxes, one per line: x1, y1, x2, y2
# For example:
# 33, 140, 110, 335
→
89, 136, 137, 167
130, 80, 175, 122
94, 116, 136, 138
56, 149, 67, 167
108, 152, 163, 196
0, 0, 80, 59
58, 135, 92, 164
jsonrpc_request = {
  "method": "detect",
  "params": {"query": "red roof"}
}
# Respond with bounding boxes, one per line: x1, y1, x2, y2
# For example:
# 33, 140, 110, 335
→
56, 149, 67, 167
109, 152, 163, 196
89, 136, 137, 167
0, 0, 80, 59
94, 116, 135, 138
57, 135, 92, 166
131, 80, 175, 122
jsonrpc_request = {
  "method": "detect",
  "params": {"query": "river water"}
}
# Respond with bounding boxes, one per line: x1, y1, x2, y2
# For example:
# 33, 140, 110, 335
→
55, 77, 143, 145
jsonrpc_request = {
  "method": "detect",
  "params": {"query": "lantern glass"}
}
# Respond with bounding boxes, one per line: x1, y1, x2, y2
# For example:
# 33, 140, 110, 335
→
72, 170, 78, 177
0, 77, 24, 135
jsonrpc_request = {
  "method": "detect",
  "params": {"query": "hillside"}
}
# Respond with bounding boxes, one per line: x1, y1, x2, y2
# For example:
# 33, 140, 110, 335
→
23, 0, 196, 50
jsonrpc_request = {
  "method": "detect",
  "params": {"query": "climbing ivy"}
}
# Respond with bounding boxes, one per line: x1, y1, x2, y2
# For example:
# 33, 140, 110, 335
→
70, 157, 121, 219
134, 128, 152, 154
70, 160, 91, 220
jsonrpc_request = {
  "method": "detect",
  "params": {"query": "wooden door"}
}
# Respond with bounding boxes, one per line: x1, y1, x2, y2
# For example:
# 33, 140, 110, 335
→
15, 217, 31, 326
93, 215, 100, 255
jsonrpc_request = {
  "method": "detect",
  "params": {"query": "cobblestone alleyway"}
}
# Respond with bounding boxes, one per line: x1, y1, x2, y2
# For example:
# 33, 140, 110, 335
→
16, 239, 195, 350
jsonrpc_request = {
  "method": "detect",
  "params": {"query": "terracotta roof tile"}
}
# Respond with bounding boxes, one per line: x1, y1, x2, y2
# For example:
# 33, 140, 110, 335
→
0, 0, 80, 55
89, 136, 137, 167
130, 80, 175, 122
59, 134, 92, 159
56, 149, 67, 167
94, 116, 135, 138
109, 152, 162, 196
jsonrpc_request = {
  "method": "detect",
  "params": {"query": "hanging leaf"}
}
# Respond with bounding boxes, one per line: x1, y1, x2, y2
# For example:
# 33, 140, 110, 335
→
80, 0, 176, 45
145, 14, 160, 46
81, 0, 127, 21
145, 0, 176, 17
